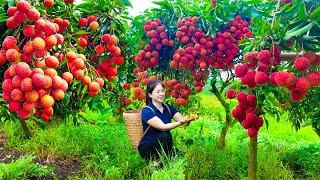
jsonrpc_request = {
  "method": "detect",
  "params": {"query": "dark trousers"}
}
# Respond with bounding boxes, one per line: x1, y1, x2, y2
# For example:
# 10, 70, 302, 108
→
138, 131, 173, 161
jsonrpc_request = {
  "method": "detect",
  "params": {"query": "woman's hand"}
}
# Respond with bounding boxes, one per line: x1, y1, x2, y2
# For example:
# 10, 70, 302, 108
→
184, 114, 198, 124
188, 114, 198, 121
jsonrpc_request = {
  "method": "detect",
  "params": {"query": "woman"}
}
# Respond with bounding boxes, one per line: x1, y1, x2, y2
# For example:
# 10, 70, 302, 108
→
138, 80, 197, 161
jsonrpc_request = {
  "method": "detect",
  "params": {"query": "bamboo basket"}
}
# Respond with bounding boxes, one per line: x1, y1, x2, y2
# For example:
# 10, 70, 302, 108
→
123, 111, 143, 149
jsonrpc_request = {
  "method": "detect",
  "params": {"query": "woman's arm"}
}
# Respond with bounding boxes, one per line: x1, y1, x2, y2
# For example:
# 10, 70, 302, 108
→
147, 116, 183, 131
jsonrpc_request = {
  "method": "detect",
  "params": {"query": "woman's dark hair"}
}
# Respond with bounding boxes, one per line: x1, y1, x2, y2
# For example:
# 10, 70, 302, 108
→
146, 80, 163, 105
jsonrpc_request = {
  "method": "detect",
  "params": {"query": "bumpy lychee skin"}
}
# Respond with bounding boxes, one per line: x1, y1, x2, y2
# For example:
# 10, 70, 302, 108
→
23, 102, 35, 112
235, 64, 248, 78
246, 94, 257, 106
44, 0, 55, 8
32, 73, 47, 88
62, 72, 73, 83
6, 17, 19, 29
23, 41, 34, 55
45, 35, 57, 48
306, 72, 320, 87
51, 76, 64, 89
78, 18, 88, 27
175, 98, 188, 106
2, 79, 14, 93
256, 50, 271, 64
45, 56, 59, 68
89, 21, 99, 30
6, 49, 21, 63
13, 11, 27, 24
32, 68, 44, 76
275, 71, 297, 88
26, 8, 40, 22
7, 7, 17, 17
43, 75, 53, 89
268, 72, 278, 86
11, 88, 24, 101
44, 68, 57, 78
254, 71, 268, 85
226, 89, 236, 99
23, 25, 36, 38
55, 34, 64, 45
256, 64, 269, 73
294, 56, 310, 72
290, 89, 306, 102
16, 62, 32, 78
0, 51, 6, 65
12, 76, 22, 88
9, 101, 21, 112
25, 90, 39, 103
41, 95, 55, 108
18, 108, 30, 120
20, 77, 33, 92
16, 0, 31, 13
2, 36, 17, 51
81, 75, 91, 86
33, 37, 46, 51
95, 78, 104, 88
295, 77, 310, 93
236, 92, 247, 102
248, 128, 258, 138
89, 82, 100, 93
51, 89, 65, 100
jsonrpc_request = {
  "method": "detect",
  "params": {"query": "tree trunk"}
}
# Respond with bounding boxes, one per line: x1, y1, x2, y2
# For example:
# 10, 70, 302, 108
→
19, 119, 31, 138
211, 81, 232, 149
248, 137, 257, 180
217, 115, 231, 149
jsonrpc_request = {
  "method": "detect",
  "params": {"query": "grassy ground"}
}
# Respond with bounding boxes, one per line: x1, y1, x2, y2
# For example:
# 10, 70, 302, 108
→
0, 91, 319, 179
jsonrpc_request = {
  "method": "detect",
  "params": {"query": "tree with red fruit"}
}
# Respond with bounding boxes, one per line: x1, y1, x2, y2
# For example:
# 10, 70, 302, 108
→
0, 0, 132, 137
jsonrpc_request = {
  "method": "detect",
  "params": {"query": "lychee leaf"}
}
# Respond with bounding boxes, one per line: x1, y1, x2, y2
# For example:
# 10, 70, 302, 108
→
310, 6, 320, 21
284, 22, 314, 40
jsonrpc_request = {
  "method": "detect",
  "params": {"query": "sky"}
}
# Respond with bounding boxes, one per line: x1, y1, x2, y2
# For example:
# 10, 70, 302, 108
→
128, 0, 159, 16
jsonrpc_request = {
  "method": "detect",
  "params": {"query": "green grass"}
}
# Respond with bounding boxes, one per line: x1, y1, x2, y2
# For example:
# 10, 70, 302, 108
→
0, 155, 54, 179
0, 91, 319, 179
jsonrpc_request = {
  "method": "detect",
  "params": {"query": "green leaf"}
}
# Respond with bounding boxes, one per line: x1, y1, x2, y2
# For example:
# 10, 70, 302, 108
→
310, 6, 320, 21
298, 1, 308, 20
284, 22, 314, 40
120, 0, 132, 8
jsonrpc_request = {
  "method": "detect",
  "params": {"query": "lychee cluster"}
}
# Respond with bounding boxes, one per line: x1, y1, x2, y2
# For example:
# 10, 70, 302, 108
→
53, 17, 70, 33
94, 34, 124, 81
6, 0, 40, 29
230, 91, 264, 138
224, 15, 253, 42
164, 79, 192, 106
171, 16, 213, 71
235, 46, 282, 88
135, 19, 174, 71
78, 15, 99, 31
2, 62, 69, 121
208, 16, 252, 69
65, 51, 105, 96
210, 31, 240, 69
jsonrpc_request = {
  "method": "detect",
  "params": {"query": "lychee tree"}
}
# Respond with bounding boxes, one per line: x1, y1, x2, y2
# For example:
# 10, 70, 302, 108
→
0, 0, 133, 136
228, 0, 320, 179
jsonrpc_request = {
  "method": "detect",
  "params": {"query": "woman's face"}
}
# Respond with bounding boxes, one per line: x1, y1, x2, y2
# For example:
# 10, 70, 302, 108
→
149, 83, 165, 103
